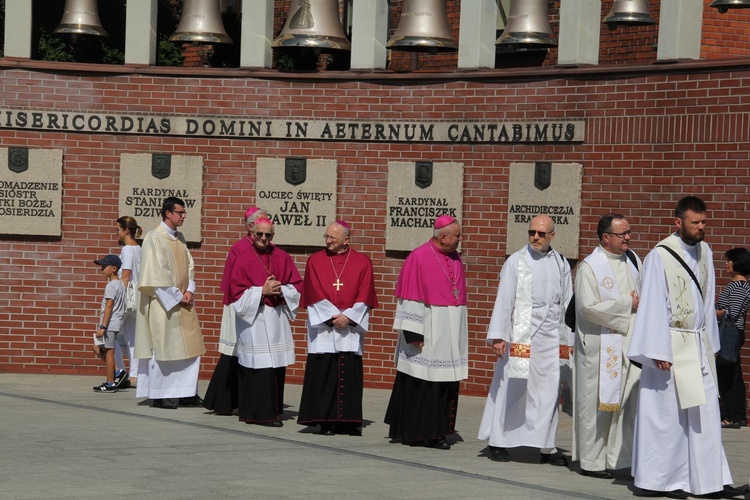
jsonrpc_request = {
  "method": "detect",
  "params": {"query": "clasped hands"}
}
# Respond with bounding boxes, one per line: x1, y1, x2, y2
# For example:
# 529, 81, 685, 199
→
330, 313, 352, 330
262, 275, 282, 296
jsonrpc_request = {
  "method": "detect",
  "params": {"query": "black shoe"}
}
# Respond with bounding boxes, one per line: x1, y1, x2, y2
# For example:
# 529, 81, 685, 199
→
259, 420, 283, 427
428, 438, 451, 450
93, 383, 117, 393
333, 423, 362, 436
664, 490, 690, 499
488, 446, 510, 462
319, 424, 335, 436
634, 489, 663, 498
580, 469, 613, 479
540, 452, 568, 466
154, 398, 178, 409
178, 395, 204, 407
704, 484, 750, 498
341, 426, 362, 437
114, 371, 129, 389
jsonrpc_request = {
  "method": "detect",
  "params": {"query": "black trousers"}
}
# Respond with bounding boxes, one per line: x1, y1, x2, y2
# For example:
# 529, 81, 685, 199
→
718, 330, 747, 424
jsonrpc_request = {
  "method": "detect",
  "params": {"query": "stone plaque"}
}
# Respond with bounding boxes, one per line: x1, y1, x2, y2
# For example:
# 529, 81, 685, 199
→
387, 162, 463, 252
256, 157, 337, 247
506, 162, 582, 258
119, 154, 204, 243
0, 148, 63, 236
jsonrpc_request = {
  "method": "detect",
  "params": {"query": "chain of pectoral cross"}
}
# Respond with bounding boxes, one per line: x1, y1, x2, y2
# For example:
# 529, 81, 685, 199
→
429, 242, 459, 299
330, 249, 351, 292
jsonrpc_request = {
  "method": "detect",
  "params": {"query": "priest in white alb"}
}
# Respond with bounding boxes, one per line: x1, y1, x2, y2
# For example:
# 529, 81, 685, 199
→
628, 196, 744, 498
478, 214, 573, 466
134, 196, 205, 409
572, 213, 641, 479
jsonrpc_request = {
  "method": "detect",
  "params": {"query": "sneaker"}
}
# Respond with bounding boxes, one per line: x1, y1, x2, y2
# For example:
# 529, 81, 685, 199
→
114, 371, 130, 389
93, 383, 117, 393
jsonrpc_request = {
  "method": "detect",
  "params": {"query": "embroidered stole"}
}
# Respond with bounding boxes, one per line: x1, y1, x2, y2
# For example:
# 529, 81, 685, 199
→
656, 234, 715, 409
508, 248, 569, 379
584, 247, 639, 412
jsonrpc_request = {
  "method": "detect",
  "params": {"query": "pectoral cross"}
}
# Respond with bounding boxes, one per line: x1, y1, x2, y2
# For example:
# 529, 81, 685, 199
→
333, 278, 343, 291
452, 287, 459, 299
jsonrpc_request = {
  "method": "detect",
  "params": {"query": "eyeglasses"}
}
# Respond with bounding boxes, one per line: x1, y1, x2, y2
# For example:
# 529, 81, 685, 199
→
171, 210, 187, 217
324, 234, 341, 241
606, 231, 632, 238
528, 230, 551, 238
255, 231, 273, 239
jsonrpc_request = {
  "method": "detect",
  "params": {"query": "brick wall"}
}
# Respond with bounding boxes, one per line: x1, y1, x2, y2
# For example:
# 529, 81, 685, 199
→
0, 60, 749, 405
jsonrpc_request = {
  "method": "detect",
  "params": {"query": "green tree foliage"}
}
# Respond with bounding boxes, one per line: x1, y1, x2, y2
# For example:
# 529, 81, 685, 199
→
156, 37, 184, 67
28, 0, 183, 66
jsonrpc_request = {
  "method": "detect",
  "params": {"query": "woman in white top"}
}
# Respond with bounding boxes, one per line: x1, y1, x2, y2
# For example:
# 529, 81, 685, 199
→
115, 215, 142, 388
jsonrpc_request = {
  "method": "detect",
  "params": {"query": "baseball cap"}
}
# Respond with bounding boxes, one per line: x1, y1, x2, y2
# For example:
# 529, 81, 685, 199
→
94, 254, 122, 268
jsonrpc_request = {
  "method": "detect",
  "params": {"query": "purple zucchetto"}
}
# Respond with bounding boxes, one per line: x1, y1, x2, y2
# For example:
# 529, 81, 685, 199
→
433, 215, 456, 229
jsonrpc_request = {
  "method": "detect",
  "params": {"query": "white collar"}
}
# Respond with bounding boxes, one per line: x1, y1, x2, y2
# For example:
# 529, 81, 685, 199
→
160, 221, 177, 237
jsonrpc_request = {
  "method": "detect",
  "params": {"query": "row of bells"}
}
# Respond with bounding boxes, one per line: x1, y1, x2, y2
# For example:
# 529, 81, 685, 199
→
54, 0, 750, 52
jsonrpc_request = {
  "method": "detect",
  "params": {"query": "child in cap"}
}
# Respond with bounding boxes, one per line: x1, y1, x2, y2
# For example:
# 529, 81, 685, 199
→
92, 254, 125, 393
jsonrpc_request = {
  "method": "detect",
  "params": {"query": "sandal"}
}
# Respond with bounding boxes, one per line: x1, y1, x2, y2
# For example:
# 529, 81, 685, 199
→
722, 420, 742, 429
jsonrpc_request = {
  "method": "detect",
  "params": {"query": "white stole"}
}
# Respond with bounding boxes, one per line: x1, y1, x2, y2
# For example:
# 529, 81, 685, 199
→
656, 234, 715, 409
508, 248, 569, 379
584, 247, 639, 411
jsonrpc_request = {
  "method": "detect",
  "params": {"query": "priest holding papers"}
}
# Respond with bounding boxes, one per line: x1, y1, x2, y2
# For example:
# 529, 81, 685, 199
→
385, 215, 468, 451
297, 220, 378, 436
572, 213, 641, 479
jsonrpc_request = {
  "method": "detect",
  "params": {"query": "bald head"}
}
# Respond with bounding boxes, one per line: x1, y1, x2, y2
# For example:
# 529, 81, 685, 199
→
324, 222, 350, 254
528, 215, 555, 252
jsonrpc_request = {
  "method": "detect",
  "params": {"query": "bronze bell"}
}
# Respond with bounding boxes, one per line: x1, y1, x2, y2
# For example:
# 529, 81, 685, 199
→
272, 0, 351, 52
496, 0, 557, 49
603, 0, 656, 31
169, 0, 233, 44
386, 0, 458, 53
711, 0, 750, 14
54, 0, 108, 37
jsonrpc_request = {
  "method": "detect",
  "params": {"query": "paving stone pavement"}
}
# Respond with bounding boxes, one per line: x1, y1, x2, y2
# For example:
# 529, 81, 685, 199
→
1, 373, 748, 499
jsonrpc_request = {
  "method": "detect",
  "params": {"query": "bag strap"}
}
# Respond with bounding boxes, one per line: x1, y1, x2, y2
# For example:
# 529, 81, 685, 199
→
656, 245, 703, 299
625, 249, 639, 271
